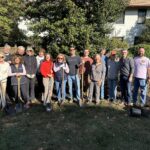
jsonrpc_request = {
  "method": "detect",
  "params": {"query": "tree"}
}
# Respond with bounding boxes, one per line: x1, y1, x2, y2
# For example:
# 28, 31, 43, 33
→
138, 19, 150, 44
0, 0, 26, 45
25, 0, 129, 56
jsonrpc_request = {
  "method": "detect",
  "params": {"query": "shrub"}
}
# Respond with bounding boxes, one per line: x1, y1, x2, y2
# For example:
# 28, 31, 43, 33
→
128, 44, 150, 58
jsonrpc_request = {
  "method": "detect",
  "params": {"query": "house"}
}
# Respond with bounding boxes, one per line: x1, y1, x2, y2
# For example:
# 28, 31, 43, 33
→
110, 0, 150, 45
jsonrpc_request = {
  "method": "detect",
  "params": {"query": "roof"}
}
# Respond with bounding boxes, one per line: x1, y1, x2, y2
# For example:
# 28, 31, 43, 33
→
129, 0, 150, 7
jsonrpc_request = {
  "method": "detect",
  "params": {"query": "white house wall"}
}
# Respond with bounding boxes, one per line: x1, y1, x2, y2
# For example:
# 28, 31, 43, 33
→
110, 9, 150, 45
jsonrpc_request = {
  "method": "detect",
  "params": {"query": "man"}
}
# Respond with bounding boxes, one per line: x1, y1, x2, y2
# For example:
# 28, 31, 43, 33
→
3, 44, 12, 102
66, 47, 82, 106
119, 49, 134, 106
79, 49, 93, 97
133, 47, 150, 107
3, 44, 12, 64
100, 48, 107, 100
107, 50, 120, 102
24, 47, 38, 105
16, 46, 26, 56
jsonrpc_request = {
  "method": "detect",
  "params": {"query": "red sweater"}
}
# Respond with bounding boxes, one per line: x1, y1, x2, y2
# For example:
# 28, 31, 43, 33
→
40, 60, 54, 77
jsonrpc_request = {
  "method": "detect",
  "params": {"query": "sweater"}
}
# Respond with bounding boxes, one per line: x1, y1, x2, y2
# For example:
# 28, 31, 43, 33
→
40, 60, 54, 78
0, 62, 10, 83
90, 62, 106, 82
107, 59, 120, 80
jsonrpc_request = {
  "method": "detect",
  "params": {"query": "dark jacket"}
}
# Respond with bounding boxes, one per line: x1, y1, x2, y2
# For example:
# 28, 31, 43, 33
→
24, 55, 37, 74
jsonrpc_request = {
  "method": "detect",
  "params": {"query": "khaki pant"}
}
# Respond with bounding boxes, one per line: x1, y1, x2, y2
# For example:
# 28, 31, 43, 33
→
43, 77, 54, 104
0, 81, 7, 108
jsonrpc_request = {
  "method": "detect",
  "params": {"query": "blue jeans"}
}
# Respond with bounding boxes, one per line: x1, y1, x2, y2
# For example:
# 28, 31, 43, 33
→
133, 77, 147, 105
120, 75, 132, 104
108, 79, 117, 100
100, 80, 105, 99
68, 75, 80, 101
55, 80, 67, 101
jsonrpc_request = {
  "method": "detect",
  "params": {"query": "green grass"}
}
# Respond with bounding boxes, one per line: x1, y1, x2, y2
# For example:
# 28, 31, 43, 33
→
0, 102, 150, 150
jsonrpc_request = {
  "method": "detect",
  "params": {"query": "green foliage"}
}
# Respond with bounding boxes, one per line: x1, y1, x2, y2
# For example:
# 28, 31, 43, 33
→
128, 44, 150, 58
102, 38, 129, 50
137, 19, 150, 44
25, 0, 129, 57
0, 0, 25, 45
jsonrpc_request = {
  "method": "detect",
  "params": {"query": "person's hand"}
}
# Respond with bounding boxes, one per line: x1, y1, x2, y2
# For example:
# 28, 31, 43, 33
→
97, 80, 102, 86
7, 61, 11, 64
129, 76, 133, 82
48, 74, 52, 78
148, 78, 150, 85
60, 64, 65, 68
82, 59, 85, 64
16, 73, 21, 77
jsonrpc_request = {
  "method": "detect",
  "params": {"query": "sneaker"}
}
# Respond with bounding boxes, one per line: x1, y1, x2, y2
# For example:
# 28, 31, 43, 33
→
46, 103, 52, 112
79, 100, 83, 107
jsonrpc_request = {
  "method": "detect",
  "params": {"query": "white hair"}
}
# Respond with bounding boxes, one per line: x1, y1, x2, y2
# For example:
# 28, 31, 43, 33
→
17, 46, 25, 51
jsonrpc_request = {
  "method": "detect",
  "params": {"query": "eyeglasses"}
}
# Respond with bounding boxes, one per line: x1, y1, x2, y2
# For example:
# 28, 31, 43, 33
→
58, 58, 63, 60
28, 50, 33, 52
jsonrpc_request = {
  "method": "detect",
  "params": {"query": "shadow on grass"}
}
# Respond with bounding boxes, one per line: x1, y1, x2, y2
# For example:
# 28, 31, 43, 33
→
0, 103, 150, 150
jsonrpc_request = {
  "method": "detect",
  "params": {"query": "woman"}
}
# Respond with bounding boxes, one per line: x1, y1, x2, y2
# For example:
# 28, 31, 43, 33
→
40, 53, 54, 112
9, 55, 29, 110
54, 54, 69, 105
107, 50, 120, 102
88, 54, 106, 104
0, 52, 10, 110
36, 48, 45, 100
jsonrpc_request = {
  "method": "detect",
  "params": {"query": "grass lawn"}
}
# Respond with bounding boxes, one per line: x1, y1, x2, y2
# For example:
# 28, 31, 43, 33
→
0, 101, 150, 150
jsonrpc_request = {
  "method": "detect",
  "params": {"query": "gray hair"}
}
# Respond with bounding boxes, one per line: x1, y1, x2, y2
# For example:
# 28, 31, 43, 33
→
17, 46, 25, 51
4, 44, 11, 50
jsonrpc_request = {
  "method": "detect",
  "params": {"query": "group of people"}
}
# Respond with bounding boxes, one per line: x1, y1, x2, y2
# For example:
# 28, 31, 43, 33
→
0, 44, 150, 113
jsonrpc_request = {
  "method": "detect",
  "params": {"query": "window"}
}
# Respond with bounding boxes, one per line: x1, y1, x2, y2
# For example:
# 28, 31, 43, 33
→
137, 9, 147, 24
134, 37, 140, 45
116, 12, 125, 24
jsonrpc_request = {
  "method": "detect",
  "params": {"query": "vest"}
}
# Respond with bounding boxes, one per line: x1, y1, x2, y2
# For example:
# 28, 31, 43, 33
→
11, 64, 27, 85
55, 63, 68, 82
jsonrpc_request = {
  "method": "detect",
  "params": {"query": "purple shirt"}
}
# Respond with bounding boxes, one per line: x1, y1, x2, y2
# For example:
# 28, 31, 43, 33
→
134, 56, 150, 79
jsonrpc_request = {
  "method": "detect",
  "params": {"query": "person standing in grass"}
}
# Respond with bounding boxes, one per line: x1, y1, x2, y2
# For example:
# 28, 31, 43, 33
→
88, 54, 106, 105
24, 47, 38, 105
133, 47, 150, 107
0, 52, 10, 110
119, 49, 134, 106
100, 48, 107, 100
107, 50, 120, 102
53, 54, 69, 105
66, 47, 82, 106
79, 49, 93, 97
36, 48, 45, 101
40, 53, 54, 112
9, 55, 29, 110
